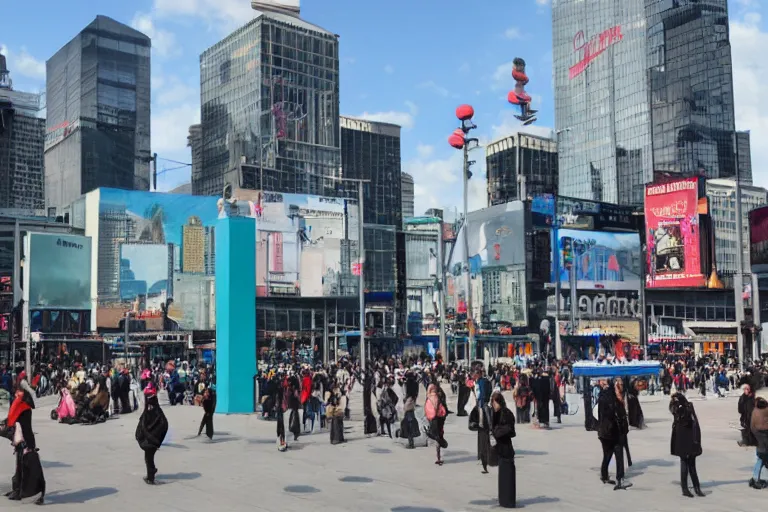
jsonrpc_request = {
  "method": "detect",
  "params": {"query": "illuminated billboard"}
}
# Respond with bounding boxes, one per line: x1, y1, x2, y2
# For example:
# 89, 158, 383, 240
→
26, 233, 92, 310
553, 229, 641, 290
750, 205, 768, 274
231, 189, 360, 298
645, 177, 706, 288
92, 189, 218, 330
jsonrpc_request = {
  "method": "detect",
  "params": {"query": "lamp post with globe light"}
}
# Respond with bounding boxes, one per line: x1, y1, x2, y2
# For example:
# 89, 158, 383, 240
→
448, 105, 480, 361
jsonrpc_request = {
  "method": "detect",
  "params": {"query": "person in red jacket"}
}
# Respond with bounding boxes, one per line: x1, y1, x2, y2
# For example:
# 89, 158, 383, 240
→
425, 383, 447, 465
300, 369, 313, 433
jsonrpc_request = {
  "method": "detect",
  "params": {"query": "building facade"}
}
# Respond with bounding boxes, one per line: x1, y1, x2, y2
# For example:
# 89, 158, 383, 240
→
0, 55, 46, 210
340, 116, 404, 333
401, 172, 415, 219
553, 0, 740, 206
486, 132, 558, 206
181, 216, 205, 273
187, 124, 203, 194
706, 178, 768, 276
196, 9, 340, 198
44, 16, 151, 213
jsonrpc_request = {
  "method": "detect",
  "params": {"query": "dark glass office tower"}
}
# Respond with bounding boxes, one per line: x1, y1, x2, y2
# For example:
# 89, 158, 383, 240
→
44, 16, 151, 213
196, 9, 340, 197
0, 55, 46, 210
486, 132, 558, 206
553, 0, 738, 206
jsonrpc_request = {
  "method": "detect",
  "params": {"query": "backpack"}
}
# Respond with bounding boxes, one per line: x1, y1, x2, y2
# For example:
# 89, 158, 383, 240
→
515, 388, 529, 409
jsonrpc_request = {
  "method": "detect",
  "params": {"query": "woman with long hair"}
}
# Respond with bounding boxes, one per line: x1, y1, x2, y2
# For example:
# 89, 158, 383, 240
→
669, 392, 705, 497
5, 387, 45, 504
425, 383, 447, 465
490, 391, 516, 508
597, 379, 631, 490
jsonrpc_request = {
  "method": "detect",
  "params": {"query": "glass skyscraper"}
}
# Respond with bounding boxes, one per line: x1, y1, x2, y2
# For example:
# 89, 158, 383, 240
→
486, 132, 558, 206
44, 16, 151, 213
553, 0, 741, 206
196, 9, 340, 197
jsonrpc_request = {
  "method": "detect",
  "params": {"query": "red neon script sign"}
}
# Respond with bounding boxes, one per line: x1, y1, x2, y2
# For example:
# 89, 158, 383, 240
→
569, 25, 623, 80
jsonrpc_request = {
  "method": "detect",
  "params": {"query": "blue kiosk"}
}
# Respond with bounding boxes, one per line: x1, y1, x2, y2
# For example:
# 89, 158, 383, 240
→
214, 215, 256, 414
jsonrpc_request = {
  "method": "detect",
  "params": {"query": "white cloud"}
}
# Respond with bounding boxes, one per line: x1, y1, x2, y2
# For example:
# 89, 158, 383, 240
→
504, 27, 522, 40
418, 80, 450, 98
153, 0, 255, 33
416, 144, 434, 159
155, 78, 199, 106
731, 11, 768, 190
356, 102, 418, 130
384, 64, 395, 74
131, 12, 180, 57
0, 45, 45, 81
490, 110, 554, 142
458, 62, 471, 73
151, 103, 201, 154
535, 0, 550, 5
491, 60, 515, 90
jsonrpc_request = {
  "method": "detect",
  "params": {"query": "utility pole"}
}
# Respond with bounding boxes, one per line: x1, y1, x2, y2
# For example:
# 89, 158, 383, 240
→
437, 221, 447, 357
734, 134, 746, 368
462, 141, 474, 361
358, 181, 366, 370
124, 311, 131, 365
553, 223, 562, 360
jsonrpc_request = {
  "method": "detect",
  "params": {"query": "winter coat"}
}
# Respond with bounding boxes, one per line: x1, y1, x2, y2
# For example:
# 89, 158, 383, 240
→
135, 397, 168, 451
491, 406, 516, 460
751, 399, 768, 455
670, 402, 702, 457
597, 388, 627, 442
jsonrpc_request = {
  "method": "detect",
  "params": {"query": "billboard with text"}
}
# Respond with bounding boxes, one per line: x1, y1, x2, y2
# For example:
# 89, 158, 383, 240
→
645, 177, 706, 288
27, 233, 92, 310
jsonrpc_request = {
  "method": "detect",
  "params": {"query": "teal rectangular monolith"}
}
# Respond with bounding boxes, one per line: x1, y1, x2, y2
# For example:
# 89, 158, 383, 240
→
215, 216, 256, 414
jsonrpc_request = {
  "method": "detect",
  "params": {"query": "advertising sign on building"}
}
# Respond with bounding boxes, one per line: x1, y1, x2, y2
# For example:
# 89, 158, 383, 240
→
26, 233, 92, 310
553, 229, 642, 290
531, 194, 635, 231
645, 177, 706, 288
750, 205, 768, 274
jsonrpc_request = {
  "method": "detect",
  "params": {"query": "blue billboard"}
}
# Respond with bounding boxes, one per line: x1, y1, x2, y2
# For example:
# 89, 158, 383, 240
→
553, 229, 641, 290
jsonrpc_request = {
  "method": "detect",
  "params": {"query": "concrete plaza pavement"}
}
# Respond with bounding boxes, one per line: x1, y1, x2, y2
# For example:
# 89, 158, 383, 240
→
0, 388, 764, 511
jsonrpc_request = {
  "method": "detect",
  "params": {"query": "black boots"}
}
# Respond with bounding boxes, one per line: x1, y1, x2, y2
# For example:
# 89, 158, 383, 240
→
682, 488, 694, 498
694, 487, 705, 497
601, 477, 616, 485
613, 479, 632, 490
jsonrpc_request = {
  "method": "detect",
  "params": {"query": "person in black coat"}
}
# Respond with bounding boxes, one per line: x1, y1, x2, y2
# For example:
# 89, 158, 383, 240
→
469, 397, 495, 473
135, 383, 168, 485
362, 370, 378, 436
456, 370, 470, 417
491, 391, 516, 508
738, 384, 757, 447
197, 387, 216, 440
5, 388, 45, 504
597, 379, 631, 490
669, 393, 704, 497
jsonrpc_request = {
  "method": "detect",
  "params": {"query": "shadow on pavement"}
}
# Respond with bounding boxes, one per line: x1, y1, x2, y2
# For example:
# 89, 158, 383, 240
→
442, 455, 478, 464
672, 479, 744, 489
162, 443, 189, 450
339, 476, 374, 483
157, 472, 202, 482
46, 487, 118, 504
516, 450, 548, 456
248, 438, 276, 445
284, 485, 320, 493
468, 498, 497, 506
391, 507, 444, 512
41, 460, 73, 469
517, 496, 560, 507
369, 448, 392, 454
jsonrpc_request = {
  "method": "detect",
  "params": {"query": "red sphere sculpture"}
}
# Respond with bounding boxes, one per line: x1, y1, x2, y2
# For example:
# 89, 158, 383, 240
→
448, 131, 465, 149
455, 104, 474, 121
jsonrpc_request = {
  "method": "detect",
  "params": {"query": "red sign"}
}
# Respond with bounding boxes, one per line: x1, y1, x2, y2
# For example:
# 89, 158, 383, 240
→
645, 177, 705, 288
352, 262, 362, 276
569, 25, 623, 80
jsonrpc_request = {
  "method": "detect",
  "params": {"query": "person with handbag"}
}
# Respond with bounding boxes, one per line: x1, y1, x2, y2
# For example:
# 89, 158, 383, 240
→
425, 383, 447, 465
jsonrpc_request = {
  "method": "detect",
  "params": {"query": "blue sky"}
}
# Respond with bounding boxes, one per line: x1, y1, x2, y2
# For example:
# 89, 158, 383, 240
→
1, 0, 766, 215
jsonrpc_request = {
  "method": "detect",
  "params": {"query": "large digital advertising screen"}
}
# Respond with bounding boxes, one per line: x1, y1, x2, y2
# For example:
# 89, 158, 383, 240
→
750, 205, 768, 274
645, 177, 706, 288
26, 233, 92, 310
553, 229, 641, 290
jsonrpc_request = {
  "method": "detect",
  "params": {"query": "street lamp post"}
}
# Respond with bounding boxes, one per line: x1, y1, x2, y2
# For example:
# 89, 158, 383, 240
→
449, 105, 480, 361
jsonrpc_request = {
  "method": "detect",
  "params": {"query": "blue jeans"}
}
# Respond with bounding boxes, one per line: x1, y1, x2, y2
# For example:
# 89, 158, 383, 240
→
753, 454, 766, 481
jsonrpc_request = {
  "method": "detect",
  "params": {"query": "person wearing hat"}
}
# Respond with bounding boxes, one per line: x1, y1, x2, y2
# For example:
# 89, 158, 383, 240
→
135, 383, 168, 485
